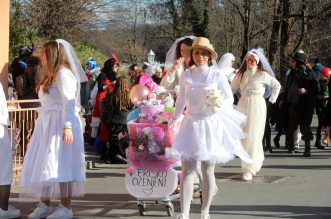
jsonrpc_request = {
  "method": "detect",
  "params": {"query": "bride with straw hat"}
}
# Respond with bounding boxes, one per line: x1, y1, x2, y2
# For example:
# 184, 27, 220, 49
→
168, 37, 251, 219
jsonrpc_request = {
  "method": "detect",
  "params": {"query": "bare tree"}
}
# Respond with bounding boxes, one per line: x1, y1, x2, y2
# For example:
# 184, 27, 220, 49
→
21, 0, 110, 40
268, 0, 282, 68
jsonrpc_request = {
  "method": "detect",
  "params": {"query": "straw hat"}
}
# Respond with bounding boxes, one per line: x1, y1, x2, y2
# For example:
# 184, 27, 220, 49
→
190, 37, 218, 59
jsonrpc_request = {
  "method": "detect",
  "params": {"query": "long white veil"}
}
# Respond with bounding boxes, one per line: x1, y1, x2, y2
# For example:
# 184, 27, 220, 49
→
56, 39, 87, 107
218, 52, 236, 82
164, 35, 196, 70
239, 47, 275, 98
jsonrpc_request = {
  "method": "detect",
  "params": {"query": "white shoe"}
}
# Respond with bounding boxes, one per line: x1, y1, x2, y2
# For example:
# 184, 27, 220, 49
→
201, 212, 210, 219
242, 172, 253, 181
28, 202, 53, 219
46, 204, 73, 219
0, 206, 21, 219
176, 214, 189, 219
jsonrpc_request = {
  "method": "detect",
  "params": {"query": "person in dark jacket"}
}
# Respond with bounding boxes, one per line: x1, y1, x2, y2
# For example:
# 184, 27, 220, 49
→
101, 77, 133, 164
10, 47, 31, 88
281, 51, 318, 156
92, 57, 119, 161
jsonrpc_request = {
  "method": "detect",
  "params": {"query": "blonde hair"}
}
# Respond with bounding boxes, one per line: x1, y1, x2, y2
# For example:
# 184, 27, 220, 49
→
36, 40, 71, 93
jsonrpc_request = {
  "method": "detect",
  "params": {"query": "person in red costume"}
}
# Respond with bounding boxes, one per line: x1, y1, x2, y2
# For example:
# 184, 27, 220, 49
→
91, 57, 120, 162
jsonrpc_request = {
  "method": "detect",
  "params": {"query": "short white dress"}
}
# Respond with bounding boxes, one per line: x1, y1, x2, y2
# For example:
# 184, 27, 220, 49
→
20, 68, 86, 200
0, 82, 12, 185
170, 65, 251, 164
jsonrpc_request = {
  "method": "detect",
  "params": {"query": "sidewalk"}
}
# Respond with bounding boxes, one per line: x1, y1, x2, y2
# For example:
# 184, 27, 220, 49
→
10, 117, 331, 219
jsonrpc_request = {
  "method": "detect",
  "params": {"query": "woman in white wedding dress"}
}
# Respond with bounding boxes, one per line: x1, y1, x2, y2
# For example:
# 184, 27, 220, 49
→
0, 82, 21, 218
159, 36, 195, 95
20, 39, 86, 219
231, 49, 281, 181
169, 37, 251, 219
218, 52, 236, 83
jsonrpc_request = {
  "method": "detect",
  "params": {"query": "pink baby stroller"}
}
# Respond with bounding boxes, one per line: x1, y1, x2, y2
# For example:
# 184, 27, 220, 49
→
125, 121, 201, 216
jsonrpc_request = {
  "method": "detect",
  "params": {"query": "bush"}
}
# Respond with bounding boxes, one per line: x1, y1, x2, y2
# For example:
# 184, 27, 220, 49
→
74, 42, 108, 68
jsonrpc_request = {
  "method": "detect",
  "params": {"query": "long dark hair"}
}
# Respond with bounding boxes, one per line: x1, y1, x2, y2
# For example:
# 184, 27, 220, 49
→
101, 58, 118, 75
175, 37, 194, 60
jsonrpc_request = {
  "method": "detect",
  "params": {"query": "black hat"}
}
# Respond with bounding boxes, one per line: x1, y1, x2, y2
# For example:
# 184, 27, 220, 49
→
292, 51, 308, 63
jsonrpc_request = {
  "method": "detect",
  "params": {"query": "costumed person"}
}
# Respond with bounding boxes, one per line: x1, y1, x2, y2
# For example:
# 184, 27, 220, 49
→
231, 48, 281, 181
82, 57, 100, 113
0, 82, 21, 218
101, 77, 134, 163
152, 66, 164, 85
91, 57, 119, 161
10, 47, 31, 88
217, 52, 236, 83
128, 64, 158, 92
281, 51, 318, 157
169, 37, 252, 219
159, 36, 195, 95
314, 67, 330, 149
19, 39, 86, 219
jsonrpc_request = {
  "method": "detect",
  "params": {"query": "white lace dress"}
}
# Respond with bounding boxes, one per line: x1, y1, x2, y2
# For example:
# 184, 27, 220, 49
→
231, 67, 281, 174
169, 65, 251, 164
20, 68, 86, 200
0, 83, 12, 185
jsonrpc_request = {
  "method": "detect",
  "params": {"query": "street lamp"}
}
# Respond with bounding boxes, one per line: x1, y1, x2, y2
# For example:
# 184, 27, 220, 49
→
147, 49, 155, 64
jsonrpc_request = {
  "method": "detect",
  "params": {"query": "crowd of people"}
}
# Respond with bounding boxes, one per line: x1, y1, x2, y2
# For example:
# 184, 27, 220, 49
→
1, 35, 330, 219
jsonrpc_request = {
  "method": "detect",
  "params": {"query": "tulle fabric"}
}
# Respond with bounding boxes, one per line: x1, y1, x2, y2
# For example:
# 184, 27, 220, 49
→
19, 104, 86, 200
170, 105, 251, 164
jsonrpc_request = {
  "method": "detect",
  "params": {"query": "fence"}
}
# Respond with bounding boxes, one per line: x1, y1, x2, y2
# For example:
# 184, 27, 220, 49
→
7, 99, 40, 177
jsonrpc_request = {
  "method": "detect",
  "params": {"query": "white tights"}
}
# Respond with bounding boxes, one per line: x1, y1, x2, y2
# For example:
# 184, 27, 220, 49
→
180, 160, 216, 218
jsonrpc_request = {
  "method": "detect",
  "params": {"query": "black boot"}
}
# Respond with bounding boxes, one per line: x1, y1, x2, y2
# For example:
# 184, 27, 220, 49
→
273, 136, 280, 149
314, 135, 325, 149
100, 141, 107, 161
106, 138, 127, 164
288, 141, 297, 154
303, 141, 311, 157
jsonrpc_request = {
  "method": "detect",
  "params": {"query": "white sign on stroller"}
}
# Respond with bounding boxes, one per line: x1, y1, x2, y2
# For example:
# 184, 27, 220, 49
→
125, 168, 178, 199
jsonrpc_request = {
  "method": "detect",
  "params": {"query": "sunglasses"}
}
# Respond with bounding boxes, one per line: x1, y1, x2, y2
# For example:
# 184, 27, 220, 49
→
246, 58, 256, 62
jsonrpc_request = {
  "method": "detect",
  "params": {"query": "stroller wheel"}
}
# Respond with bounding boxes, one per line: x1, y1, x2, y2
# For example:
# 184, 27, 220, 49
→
138, 204, 146, 216
165, 202, 174, 216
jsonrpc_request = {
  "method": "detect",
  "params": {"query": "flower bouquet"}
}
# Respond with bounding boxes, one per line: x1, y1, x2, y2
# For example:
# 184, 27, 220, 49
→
134, 126, 165, 155
204, 88, 224, 113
